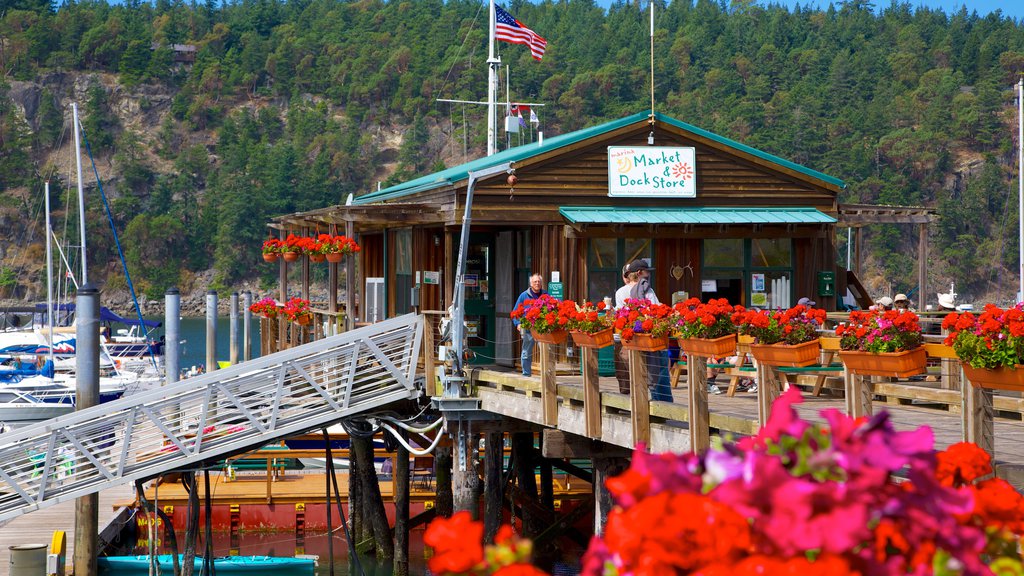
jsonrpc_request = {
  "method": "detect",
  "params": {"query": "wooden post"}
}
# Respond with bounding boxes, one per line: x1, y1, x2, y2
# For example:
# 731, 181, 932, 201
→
394, 431, 410, 576
541, 342, 558, 426
540, 457, 554, 512
354, 436, 394, 559
483, 431, 504, 543
918, 223, 927, 314
962, 365, 995, 455
453, 429, 480, 516
844, 369, 874, 418
348, 439, 364, 543
628, 349, 650, 447
686, 354, 710, 452
424, 318, 437, 396
279, 229, 288, 346
592, 456, 629, 536
756, 361, 781, 427
434, 442, 454, 518
581, 347, 602, 439
512, 432, 540, 536
345, 220, 356, 330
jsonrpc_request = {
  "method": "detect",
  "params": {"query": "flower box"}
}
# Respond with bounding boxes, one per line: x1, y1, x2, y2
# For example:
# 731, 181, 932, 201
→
295, 313, 312, 326
326, 252, 344, 263
622, 333, 669, 352
532, 329, 568, 345
262, 253, 278, 263
570, 327, 614, 349
839, 348, 927, 377
309, 253, 325, 263
962, 363, 1024, 392
678, 334, 737, 358
750, 339, 820, 367
283, 251, 300, 262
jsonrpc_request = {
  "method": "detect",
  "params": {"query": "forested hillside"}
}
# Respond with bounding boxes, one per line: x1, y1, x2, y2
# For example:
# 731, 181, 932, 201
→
2, 0, 1024, 304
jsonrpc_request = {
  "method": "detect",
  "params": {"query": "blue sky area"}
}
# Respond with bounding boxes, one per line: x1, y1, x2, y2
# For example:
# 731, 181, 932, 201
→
761, 0, 1023, 20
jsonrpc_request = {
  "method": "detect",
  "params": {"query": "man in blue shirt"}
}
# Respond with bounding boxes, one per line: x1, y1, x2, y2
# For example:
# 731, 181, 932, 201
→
513, 273, 545, 377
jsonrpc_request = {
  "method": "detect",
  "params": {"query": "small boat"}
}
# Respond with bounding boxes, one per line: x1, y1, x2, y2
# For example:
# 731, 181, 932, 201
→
0, 390, 75, 424
98, 554, 315, 574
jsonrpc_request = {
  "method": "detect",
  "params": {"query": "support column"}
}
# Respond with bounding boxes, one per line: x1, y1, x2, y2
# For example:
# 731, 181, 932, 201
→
394, 431, 410, 576
165, 288, 180, 388
628, 349, 650, 447
229, 291, 239, 366
962, 366, 995, 455
434, 442, 454, 518
592, 456, 629, 536
512, 432, 540, 537
541, 342, 557, 426
206, 290, 218, 372
452, 425, 480, 516
345, 220, 356, 330
844, 370, 874, 418
918, 224, 927, 313
354, 436, 393, 560
581, 347, 602, 439
74, 284, 100, 576
686, 354, 710, 452
483, 431, 504, 542
756, 361, 781, 427
243, 290, 252, 361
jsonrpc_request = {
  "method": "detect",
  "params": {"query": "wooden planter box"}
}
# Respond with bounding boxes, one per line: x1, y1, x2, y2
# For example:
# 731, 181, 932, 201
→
749, 339, 820, 367
839, 348, 927, 377
962, 363, 1024, 391
622, 333, 669, 352
533, 329, 568, 345
678, 334, 737, 358
570, 328, 614, 349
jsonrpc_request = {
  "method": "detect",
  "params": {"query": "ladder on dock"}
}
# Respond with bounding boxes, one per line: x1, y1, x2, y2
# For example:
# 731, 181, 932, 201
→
0, 313, 424, 522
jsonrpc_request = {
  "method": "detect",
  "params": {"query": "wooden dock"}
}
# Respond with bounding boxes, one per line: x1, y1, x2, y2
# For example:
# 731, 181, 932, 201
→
0, 482, 135, 571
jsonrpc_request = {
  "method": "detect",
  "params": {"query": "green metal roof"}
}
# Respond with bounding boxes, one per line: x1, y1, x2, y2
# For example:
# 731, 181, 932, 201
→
559, 206, 837, 225
355, 111, 846, 205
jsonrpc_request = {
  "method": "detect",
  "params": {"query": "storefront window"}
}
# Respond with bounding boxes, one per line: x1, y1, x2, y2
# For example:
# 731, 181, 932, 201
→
752, 238, 792, 268
703, 239, 743, 267
587, 239, 652, 302
702, 239, 793, 308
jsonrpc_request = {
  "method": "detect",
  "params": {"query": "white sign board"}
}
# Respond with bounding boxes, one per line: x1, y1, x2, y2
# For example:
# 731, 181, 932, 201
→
423, 271, 440, 285
701, 280, 717, 292
607, 146, 697, 197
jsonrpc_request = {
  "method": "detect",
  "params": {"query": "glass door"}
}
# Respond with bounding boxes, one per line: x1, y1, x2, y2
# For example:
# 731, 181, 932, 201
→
462, 233, 495, 364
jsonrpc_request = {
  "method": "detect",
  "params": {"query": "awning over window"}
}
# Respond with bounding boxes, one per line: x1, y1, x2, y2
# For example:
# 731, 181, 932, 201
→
558, 206, 837, 225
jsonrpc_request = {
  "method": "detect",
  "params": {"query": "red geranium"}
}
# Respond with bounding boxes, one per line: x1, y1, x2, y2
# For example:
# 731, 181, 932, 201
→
613, 299, 676, 341
733, 305, 826, 345
835, 309, 923, 353
261, 238, 283, 254
563, 300, 611, 334
510, 295, 574, 334
673, 297, 745, 340
943, 303, 1024, 369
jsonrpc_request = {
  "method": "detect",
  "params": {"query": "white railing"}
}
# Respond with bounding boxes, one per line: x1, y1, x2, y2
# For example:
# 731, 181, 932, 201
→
0, 313, 424, 522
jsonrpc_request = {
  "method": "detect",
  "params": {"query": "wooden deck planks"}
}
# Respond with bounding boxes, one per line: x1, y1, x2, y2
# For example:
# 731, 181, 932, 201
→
0, 482, 135, 571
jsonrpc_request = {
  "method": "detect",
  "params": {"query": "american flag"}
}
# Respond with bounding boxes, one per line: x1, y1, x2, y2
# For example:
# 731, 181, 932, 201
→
495, 5, 547, 61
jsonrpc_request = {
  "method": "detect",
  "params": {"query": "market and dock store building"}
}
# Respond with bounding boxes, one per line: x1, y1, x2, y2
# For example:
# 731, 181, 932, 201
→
270, 110, 934, 364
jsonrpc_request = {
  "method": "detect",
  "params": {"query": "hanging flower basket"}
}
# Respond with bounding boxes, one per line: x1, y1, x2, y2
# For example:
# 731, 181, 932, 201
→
326, 252, 344, 263
295, 313, 313, 326
262, 253, 279, 263
570, 327, 614, 349
621, 333, 669, 352
309, 253, 326, 263
679, 334, 737, 358
749, 339, 820, 367
962, 363, 1024, 392
533, 329, 568, 345
839, 348, 927, 378
283, 251, 300, 262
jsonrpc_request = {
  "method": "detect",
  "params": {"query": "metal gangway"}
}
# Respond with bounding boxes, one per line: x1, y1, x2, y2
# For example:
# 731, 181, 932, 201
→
0, 313, 424, 522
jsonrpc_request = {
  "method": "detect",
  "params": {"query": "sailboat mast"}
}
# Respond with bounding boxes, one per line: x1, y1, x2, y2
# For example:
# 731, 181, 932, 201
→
487, 0, 499, 156
72, 103, 88, 284
1018, 77, 1023, 303
45, 180, 55, 366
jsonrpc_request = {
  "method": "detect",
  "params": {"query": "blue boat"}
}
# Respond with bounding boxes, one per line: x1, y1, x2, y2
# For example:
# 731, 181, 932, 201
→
97, 554, 315, 574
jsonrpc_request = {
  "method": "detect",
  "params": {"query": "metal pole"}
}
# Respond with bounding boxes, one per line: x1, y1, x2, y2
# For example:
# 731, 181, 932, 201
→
165, 288, 180, 387
448, 163, 512, 397
230, 291, 239, 366
72, 103, 88, 284
45, 181, 55, 366
486, 0, 499, 156
73, 283, 100, 576
1018, 78, 1023, 302
206, 290, 218, 372
243, 290, 252, 361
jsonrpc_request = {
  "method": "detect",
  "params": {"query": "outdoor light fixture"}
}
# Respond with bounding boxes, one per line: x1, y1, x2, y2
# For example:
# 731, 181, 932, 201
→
648, 131, 655, 145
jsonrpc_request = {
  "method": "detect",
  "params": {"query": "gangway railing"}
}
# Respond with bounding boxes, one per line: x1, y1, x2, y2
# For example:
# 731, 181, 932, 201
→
0, 313, 424, 522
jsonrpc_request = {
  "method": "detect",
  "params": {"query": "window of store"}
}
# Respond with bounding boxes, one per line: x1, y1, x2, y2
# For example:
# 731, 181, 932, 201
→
394, 228, 414, 314
587, 238, 652, 302
514, 230, 532, 295
701, 238, 793, 308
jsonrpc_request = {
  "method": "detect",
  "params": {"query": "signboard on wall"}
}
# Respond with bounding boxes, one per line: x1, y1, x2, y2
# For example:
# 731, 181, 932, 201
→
607, 146, 697, 197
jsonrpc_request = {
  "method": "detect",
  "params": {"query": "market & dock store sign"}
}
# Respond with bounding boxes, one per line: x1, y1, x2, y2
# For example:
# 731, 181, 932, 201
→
607, 146, 697, 197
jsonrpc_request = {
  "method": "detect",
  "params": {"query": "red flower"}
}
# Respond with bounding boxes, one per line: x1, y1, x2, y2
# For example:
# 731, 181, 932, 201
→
424, 511, 484, 574
936, 442, 993, 487
493, 565, 548, 576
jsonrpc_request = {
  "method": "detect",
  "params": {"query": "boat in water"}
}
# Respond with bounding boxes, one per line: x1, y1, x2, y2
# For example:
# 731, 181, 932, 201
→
0, 389, 75, 426
98, 554, 315, 575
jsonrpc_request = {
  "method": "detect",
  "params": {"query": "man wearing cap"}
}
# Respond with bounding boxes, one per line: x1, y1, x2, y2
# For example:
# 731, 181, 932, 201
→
613, 259, 673, 403
797, 296, 816, 308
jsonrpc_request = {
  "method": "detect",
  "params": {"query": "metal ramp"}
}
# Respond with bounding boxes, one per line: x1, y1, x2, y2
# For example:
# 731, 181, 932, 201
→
0, 313, 424, 522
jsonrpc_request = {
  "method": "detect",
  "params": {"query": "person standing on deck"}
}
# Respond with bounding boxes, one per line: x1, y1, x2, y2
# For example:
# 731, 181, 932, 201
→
513, 273, 545, 377
616, 259, 673, 403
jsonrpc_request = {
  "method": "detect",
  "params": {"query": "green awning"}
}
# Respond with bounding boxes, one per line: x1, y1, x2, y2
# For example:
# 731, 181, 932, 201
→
559, 206, 837, 225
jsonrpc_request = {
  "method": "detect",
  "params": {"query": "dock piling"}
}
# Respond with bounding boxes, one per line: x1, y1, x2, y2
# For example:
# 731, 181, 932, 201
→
73, 283, 100, 576
230, 291, 239, 365
394, 431, 410, 576
165, 288, 180, 388
243, 290, 252, 361
206, 290, 218, 372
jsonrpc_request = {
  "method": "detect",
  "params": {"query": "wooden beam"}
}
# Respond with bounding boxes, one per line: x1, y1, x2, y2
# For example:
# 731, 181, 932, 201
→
628, 349, 650, 447
962, 365, 995, 455
540, 430, 630, 459
581, 347, 602, 439
844, 369, 873, 418
686, 354, 710, 453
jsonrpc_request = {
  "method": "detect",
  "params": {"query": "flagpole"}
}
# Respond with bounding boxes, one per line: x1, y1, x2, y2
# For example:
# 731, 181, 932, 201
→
487, 0, 499, 156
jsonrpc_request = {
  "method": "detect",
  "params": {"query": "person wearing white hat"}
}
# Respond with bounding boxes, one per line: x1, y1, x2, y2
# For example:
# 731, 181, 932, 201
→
893, 293, 913, 312
876, 296, 894, 310
937, 293, 956, 311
